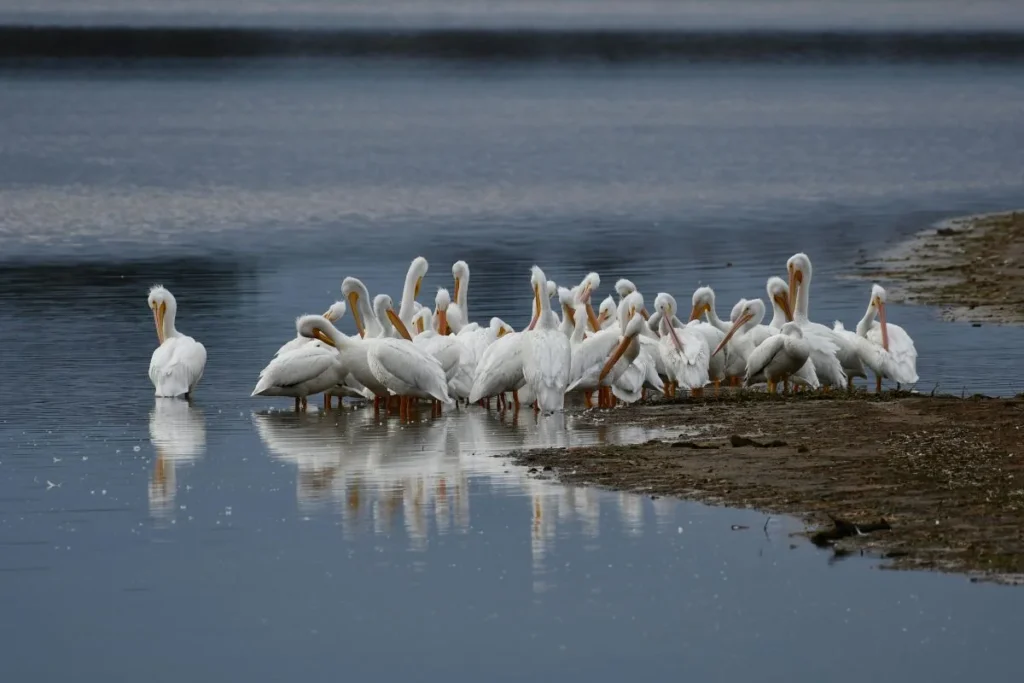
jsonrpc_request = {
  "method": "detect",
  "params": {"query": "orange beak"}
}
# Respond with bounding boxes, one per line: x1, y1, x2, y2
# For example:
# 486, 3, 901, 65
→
387, 308, 413, 341
563, 304, 575, 326
640, 307, 650, 320
152, 304, 164, 344
689, 303, 707, 322
787, 269, 802, 315
877, 299, 889, 351
313, 328, 336, 347
713, 312, 754, 357
437, 309, 449, 336
599, 335, 632, 382
527, 285, 541, 331
347, 291, 365, 338
773, 293, 794, 323
453, 276, 461, 304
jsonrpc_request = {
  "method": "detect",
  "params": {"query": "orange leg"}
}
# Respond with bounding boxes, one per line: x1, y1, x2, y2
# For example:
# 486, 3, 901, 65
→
513, 390, 520, 411
294, 397, 301, 412
323, 393, 331, 411
875, 375, 883, 394
714, 379, 720, 397
584, 391, 594, 408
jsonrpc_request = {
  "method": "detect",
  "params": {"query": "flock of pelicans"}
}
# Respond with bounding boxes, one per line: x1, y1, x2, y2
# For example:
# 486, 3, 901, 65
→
146, 252, 919, 416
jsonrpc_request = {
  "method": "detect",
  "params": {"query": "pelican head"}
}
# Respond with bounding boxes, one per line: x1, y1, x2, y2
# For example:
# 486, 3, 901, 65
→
870, 283, 889, 350
373, 293, 413, 341
656, 292, 678, 319
452, 260, 469, 304
147, 285, 177, 344
413, 307, 432, 335
786, 252, 812, 312
490, 317, 514, 338
435, 287, 452, 335
690, 286, 714, 322
780, 321, 804, 339
578, 272, 600, 302
408, 256, 429, 299
297, 314, 338, 347
597, 295, 617, 328
766, 276, 793, 322
621, 291, 644, 324
713, 298, 765, 356
614, 278, 636, 301
341, 277, 372, 337
323, 300, 347, 323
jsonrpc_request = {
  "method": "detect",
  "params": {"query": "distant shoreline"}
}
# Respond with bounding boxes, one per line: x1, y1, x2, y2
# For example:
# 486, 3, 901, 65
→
3, 26, 1024, 64
853, 209, 1024, 325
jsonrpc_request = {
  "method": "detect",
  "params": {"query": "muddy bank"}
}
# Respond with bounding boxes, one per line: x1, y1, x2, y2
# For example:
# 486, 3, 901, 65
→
511, 394, 1024, 582
855, 210, 1024, 324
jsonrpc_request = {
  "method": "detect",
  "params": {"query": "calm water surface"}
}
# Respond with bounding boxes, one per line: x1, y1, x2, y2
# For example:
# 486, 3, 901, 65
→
3, 56, 1024, 681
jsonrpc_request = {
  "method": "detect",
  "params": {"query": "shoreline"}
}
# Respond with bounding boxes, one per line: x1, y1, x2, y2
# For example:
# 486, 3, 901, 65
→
852, 209, 1024, 324
508, 393, 1024, 584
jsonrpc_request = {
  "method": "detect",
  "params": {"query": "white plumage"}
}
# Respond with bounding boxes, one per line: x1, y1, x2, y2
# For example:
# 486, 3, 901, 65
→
147, 286, 207, 398
745, 322, 812, 391
522, 266, 572, 412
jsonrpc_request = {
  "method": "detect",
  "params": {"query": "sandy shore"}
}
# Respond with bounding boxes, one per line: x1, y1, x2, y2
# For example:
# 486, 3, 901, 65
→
854, 210, 1024, 324
511, 393, 1024, 583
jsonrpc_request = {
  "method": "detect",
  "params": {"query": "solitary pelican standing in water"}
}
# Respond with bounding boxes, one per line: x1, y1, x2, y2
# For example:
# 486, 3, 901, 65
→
147, 285, 207, 398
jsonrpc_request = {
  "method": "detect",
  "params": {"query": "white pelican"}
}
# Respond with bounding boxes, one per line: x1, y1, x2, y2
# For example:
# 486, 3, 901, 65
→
714, 298, 767, 380
715, 295, 819, 391
597, 295, 617, 330
147, 285, 207, 399
252, 314, 349, 411
766, 277, 793, 330
834, 284, 919, 393
745, 322, 811, 393
682, 289, 727, 390
566, 291, 644, 407
467, 321, 527, 409
787, 253, 864, 388
522, 266, 572, 413
398, 256, 429, 328
343, 277, 386, 339
368, 294, 452, 419
653, 292, 709, 395
689, 286, 731, 335
412, 289, 472, 399
275, 300, 347, 357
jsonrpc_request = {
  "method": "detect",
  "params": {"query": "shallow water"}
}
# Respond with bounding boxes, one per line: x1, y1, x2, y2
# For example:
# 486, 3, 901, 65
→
3, 47, 1024, 681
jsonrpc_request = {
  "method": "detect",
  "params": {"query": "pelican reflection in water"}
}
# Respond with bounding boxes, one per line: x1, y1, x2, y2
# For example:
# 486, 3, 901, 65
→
252, 407, 659, 556
148, 399, 206, 519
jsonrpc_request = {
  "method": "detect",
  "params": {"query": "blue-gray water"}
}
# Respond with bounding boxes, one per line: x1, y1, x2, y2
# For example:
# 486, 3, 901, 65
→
3, 25, 1024, 682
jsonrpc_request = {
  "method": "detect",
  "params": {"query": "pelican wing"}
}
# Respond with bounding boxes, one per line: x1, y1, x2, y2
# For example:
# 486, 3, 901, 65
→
566, 328, 620, 392
468, 333, 525, 401
371, 339, 450, 402
744, 334, 786, 383
865, 321, 919, 384
252, 342, 338, 395
523, 330, 571, 411
150, 336, 207, 398
800, 326, 846, 387
660, 327, 710, 390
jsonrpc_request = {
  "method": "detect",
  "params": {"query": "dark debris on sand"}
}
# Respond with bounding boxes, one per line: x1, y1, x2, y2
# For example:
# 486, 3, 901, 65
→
508, 392, 1024, 582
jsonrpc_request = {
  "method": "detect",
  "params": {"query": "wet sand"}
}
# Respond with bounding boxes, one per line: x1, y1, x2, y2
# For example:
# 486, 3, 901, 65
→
855, 210, 1024, 324
511, 393, 1024, 582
